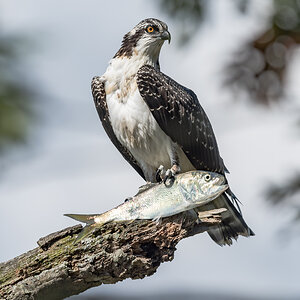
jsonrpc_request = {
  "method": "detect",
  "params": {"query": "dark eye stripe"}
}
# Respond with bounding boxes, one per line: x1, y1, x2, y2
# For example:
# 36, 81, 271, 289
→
146, 25, 159, 32
152, 25, 159, 31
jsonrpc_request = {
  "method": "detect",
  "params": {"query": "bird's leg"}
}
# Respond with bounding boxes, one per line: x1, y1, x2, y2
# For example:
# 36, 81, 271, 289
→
164, 148, 181, 185
156, 164, 180, 185
156, 147, 181, 185
163, 164, 181, 185
155, 165, 165, 183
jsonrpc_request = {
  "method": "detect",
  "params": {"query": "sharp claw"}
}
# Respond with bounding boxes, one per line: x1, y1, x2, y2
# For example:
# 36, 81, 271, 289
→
163, 169, 175, 186
156, 173, 162, 183
156, 164, 180, 186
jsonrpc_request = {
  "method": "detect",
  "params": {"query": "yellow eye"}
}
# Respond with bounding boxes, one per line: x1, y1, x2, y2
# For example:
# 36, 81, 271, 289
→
146, 26, 154, 33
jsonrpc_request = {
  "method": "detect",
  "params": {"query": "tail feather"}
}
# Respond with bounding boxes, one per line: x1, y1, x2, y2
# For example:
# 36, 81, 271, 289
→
196, 193, 254, 246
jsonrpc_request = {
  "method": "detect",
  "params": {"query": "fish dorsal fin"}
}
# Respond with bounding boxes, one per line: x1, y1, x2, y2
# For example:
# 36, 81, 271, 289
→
135, 182, 158, 196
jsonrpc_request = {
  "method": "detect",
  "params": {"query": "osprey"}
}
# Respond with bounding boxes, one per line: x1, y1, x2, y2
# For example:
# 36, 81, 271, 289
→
91, 18, 254, 245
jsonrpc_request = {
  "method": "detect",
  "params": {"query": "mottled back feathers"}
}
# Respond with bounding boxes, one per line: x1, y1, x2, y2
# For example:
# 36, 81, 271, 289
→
137, 65, 226, 174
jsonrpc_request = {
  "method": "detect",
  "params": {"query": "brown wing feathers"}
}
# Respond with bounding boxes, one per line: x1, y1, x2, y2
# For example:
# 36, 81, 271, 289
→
137, 65, 226, 174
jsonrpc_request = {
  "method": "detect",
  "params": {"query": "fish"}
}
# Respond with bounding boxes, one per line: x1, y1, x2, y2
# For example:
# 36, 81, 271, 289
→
65, 170, 228, 241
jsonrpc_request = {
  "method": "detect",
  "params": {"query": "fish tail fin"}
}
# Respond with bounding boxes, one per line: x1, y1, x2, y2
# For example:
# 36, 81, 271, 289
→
64, 213, 97, 225
196, 193, 254, 246
64, 213, 101, 242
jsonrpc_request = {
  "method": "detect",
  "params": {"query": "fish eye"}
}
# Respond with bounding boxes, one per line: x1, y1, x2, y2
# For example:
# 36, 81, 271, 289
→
204, 173, 211, 182
146, 25, 155, 33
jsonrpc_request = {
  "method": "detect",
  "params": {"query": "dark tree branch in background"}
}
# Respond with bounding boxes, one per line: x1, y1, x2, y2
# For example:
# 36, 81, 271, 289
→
159, 0, 206, 44
0, 209, 225, 300
160, 0, 300, 104
225, 0, 300, 226
266, 174, 300, 222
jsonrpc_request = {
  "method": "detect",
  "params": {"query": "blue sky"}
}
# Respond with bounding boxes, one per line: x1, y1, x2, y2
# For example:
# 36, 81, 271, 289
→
1, 1, 300, 298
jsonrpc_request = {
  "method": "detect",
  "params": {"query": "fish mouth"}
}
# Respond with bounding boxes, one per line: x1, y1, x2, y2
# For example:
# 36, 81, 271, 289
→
217, 184, 229, 195
212, 175, 226, 186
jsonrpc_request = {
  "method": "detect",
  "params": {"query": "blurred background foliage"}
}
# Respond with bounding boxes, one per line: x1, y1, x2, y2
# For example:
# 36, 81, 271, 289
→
0, 29, 35, 154
0, 0, 299, 227
159, 0, 207, 44
159, 0, 300, 226
160, 0, 300, 104
225, 0, 300, 105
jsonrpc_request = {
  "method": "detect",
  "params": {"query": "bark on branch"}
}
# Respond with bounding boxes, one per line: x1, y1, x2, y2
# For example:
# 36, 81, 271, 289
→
0, 209, 225, 300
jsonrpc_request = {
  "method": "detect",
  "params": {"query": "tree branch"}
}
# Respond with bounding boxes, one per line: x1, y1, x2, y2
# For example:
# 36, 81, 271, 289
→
0, 209, 225, 300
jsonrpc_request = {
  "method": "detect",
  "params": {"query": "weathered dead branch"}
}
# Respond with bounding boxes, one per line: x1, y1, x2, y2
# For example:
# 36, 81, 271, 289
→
0, 209, 224, 300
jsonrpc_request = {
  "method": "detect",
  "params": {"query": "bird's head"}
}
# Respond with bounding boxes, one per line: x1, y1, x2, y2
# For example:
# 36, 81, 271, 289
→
114, 18, 171, 65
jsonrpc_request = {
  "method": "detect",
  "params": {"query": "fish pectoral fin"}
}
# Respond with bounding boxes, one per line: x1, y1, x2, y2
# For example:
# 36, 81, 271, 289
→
179, 185, 192, 203
152, 216, 162, 225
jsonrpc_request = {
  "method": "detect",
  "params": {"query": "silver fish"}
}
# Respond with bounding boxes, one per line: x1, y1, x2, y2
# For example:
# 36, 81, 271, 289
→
65, 171, 228, 240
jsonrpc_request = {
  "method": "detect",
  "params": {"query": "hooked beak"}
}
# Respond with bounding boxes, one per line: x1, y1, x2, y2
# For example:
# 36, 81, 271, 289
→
161, 30, 171, 44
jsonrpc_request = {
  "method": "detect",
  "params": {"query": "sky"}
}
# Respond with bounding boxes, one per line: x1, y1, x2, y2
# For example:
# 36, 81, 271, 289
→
1, 0, 300, 299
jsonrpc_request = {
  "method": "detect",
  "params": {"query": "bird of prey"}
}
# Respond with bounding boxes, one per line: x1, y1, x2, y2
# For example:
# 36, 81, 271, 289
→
91, 18, 254, 246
